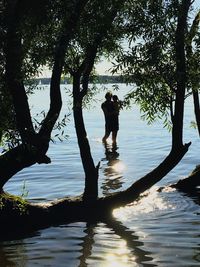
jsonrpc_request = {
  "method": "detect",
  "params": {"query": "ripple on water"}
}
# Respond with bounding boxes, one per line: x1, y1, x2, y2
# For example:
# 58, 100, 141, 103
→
113, 187, 200, 266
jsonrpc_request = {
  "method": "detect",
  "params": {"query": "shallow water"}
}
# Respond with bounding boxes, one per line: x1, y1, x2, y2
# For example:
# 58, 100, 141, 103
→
1, 84, 200, 266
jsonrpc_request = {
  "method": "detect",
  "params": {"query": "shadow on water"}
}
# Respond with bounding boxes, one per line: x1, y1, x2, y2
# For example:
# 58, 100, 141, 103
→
105, 218, 156, 267
101, 142, 125, 196
78, 223, 96, 267
0, 247, 17, 267
0, 240, 28, 267
77, 218, 156, 267
0, 219, 155, 267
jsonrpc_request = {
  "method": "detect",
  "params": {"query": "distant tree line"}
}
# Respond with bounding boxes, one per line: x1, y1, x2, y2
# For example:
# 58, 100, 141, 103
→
92, 75, 124, 84
35, 75, 124, 85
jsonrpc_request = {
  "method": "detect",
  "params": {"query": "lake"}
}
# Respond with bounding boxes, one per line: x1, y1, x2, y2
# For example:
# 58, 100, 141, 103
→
1, 84, 200, 266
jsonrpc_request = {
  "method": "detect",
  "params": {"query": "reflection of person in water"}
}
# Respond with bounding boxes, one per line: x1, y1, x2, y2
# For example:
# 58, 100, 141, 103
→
101, 92, 122, 145
101, 142, 123, 196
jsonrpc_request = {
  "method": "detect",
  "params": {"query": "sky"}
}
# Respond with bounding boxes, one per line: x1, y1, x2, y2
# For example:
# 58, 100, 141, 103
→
94, 59, 113, 75
38, 58, 113, 78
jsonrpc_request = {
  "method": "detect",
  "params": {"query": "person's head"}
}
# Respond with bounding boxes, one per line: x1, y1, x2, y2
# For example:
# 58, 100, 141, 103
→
113, 95, 118, 102
105, 92, 112, 101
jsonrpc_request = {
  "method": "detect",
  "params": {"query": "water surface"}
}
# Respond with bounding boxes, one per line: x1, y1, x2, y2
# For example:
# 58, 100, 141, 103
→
1, 84, 200, 266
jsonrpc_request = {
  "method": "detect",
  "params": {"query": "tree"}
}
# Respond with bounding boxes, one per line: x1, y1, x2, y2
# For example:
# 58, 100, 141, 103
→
186, 10, 200, 135
0, 0, 90, 190
112, 0, 200, 190
63, 0, 125, 201
113, 1, 200, 144
0, 0, 195, 236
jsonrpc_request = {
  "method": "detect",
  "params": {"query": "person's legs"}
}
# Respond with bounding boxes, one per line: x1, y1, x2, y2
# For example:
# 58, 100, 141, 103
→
112, 130, 118, 145
102, 132, 110, 142
102, 125, 111, 142
111, 116, 119, 145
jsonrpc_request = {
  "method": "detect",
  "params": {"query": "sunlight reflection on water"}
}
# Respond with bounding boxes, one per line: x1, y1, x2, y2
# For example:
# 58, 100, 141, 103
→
112, 161, 127, 173
113, 187, 176, 222
103, 240, 137, 267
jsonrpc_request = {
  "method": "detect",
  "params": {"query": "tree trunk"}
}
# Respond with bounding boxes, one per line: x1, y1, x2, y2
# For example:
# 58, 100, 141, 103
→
69, 0, 124, 201
172, 0, 191, 150
186, 10, 200, 136
39, 0, 90, 140
73, 76, 98, 201
193, 91, 200, 136
5, 1, 35, 143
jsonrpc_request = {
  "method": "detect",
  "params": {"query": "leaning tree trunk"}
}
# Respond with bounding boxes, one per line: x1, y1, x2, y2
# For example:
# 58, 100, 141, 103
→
0, 141, 190, 237
98, 143, 190, 211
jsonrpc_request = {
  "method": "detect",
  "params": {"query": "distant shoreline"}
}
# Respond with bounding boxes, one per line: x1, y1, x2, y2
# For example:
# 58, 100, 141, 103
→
34, 75, 125, 85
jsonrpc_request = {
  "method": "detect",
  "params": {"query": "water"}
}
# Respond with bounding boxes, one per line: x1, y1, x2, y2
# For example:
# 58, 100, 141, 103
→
1, 84, 200, 266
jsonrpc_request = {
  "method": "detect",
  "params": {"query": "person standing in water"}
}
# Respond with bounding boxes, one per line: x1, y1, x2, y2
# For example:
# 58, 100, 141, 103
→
101, 92, 122, 145
112, 94, 122, 145
101, 92, 115, 143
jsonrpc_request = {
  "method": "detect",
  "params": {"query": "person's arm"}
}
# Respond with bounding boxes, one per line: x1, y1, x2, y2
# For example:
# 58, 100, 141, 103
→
101, 103, 108, 116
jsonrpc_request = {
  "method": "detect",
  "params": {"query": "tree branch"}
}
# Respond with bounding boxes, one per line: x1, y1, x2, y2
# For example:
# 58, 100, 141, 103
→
39, 0, 90, 140
5, 0, 35, 143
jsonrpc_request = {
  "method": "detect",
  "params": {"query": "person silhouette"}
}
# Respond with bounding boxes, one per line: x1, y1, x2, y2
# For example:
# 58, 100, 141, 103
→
112, 94, 122, 145
101, 92, 121, 145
